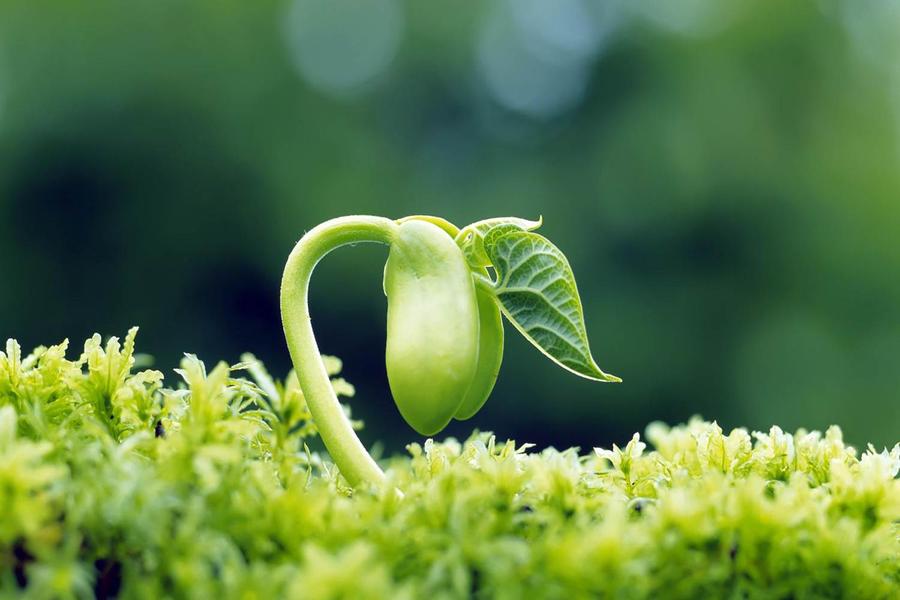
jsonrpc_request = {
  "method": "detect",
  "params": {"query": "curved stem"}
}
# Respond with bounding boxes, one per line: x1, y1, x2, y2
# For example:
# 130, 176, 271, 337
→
281, 215, 398, 488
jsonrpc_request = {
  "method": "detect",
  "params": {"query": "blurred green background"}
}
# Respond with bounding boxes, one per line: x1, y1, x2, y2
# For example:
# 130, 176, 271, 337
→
1, 0, 898, 452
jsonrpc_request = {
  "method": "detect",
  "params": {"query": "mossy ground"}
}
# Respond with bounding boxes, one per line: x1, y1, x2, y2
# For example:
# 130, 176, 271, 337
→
1, 330, 897, 599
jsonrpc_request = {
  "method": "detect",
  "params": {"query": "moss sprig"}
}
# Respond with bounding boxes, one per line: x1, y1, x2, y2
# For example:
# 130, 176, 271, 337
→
0, 332, 897, 598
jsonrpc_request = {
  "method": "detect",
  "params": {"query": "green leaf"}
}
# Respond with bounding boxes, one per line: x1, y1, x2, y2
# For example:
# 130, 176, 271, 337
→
456, 216, 542, 268
482, 225, 620, 382
462, 216, 543, 238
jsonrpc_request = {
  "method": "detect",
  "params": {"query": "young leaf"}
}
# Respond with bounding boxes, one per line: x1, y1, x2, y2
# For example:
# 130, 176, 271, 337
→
482, 225, 620, 382
461, 216, 543, 238
456, 216, 542, 269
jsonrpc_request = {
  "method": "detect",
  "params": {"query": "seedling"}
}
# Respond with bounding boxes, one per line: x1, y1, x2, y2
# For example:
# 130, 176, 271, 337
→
280, 215, 620, 487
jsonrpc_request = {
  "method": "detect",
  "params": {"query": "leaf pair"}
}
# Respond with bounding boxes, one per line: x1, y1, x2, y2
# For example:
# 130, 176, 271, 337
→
457, 217, 620, 383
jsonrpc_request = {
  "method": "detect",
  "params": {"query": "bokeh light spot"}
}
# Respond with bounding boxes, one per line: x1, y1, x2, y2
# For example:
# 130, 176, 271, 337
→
476, 0, 618, 119
284, 0, 404, 97
512, 0, 618, 65
629, 0, 744, 38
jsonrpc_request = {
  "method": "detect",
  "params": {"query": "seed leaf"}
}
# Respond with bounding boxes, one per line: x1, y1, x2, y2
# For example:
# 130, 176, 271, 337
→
482, 225, 620, 382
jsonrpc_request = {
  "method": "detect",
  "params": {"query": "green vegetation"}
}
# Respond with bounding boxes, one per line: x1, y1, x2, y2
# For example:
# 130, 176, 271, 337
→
1, 330, 897, 598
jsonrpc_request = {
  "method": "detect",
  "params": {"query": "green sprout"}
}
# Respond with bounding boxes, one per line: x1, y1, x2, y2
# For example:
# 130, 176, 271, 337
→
280, 215, 620, 488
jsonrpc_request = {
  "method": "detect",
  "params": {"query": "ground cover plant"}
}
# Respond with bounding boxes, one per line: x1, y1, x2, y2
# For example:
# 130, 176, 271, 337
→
0, 330, 897, 598
2, 215, 898, 598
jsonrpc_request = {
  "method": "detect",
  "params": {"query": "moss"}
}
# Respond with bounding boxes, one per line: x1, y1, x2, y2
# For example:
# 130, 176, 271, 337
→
0, 330, 897, 599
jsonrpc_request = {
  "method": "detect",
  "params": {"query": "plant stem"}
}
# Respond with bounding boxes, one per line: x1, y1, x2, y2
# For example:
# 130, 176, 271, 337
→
281, 215, 398, 488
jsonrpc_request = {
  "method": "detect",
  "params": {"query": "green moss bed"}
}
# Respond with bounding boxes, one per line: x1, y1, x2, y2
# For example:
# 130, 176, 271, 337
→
0, 329, 897, 599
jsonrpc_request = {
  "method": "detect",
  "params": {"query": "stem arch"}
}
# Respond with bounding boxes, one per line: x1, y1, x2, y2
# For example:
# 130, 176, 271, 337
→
280, 215, 398, 488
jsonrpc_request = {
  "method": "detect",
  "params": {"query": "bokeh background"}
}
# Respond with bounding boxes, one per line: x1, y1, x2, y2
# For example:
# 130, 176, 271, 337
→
1, 0, 898, 453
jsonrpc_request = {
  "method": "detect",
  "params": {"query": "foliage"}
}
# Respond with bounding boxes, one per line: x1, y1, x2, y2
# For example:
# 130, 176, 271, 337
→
3, 0, 900, 455
0, 331, 897, 598
476, 219, 620, 383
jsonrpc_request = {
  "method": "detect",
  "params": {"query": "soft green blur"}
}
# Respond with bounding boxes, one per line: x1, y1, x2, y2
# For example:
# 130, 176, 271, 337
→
0, 0, 898, 451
